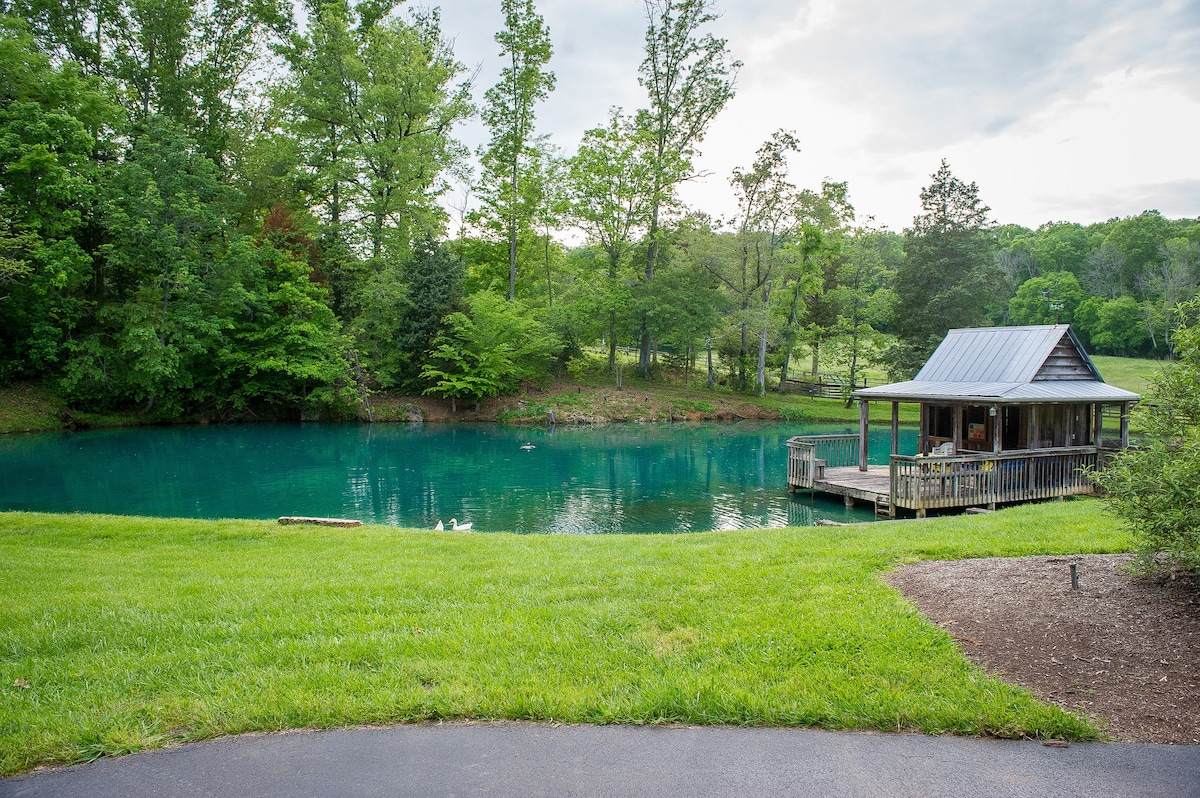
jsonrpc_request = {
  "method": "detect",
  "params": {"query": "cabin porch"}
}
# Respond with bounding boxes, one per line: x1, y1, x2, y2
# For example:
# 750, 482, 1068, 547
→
787, 433, 1104, 518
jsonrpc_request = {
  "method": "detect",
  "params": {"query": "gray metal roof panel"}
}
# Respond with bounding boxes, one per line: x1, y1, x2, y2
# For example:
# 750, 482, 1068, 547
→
914, 325, 1069, 383
854, 380, 1140, 403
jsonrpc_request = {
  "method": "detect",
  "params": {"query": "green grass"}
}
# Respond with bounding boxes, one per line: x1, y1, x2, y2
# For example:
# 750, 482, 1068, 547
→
0, 501, 1130, 775
0, 383, 64, 434
1090, 355, 1164, 395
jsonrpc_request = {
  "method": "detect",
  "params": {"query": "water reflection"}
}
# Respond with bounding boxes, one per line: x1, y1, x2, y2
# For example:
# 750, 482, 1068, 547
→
0, 421, 916, 533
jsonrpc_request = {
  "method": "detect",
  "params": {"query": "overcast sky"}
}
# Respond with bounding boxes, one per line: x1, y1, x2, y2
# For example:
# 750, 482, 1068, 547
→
435, 0, 1200, 232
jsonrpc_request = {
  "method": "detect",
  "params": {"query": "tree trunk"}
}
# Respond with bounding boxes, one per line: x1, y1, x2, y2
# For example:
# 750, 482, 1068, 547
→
757, 325, 768, 396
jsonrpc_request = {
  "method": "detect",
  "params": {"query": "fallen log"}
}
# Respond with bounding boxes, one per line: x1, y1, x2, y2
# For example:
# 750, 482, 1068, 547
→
278, 516, 363, 528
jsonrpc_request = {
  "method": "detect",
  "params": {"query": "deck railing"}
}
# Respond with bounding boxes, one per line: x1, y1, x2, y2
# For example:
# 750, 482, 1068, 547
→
889, 447, 1100, 512
786, 434, 859, 489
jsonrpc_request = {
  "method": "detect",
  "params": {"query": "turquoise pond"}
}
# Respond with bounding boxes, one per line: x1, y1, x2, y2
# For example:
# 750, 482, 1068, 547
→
0, 421, 918, 534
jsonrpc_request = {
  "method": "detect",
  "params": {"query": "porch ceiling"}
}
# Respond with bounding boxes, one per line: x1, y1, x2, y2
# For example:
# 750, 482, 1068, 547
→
853, 380, 1141, 404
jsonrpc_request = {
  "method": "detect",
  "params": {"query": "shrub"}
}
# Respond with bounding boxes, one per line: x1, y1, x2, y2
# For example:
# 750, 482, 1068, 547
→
1094, 298, 1200, 573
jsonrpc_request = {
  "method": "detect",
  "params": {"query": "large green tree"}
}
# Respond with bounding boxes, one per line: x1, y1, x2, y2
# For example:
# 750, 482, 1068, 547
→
477, 0, 555, 301
0, 17, 115, 374
567, 109, 654, 372
889, 160, 999, 377
1008, 271, 1086, 326
633, 0, 739, 376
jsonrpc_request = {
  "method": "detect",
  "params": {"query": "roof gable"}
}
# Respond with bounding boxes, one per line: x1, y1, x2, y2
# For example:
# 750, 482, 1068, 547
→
913, 325, 1100, 384
853, 325, 1140, 403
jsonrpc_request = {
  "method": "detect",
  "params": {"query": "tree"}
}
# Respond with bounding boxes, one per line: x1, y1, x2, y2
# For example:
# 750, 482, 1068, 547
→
421, 291, 557, 411
0, 16, 115, 374
790, 181, 854, 379
1083, 243, 1126, 299
1007, 271, 1086, 326
724, 129, 799, 394
1074, 295, 1147, 355
1095, 297, 1200, 573
1105, 210, 1175, 297
830, 224, 899, 405
477, 0, 555, 301
385, 238, 465, 389
61, 116, 231, 413
281, 3, 471, 304
889, 159, 999, 378
1139, 238, 1198, 356
633, 0, 739, 376
208, 233, 352, 417
567, 109, 653, 372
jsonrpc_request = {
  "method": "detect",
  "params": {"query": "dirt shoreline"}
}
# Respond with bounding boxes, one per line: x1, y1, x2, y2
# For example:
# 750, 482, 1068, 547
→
886, 554, 1200, 744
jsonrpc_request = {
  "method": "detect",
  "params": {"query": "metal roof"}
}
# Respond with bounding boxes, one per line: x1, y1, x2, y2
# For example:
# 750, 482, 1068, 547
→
914, 325, 1089, 382
855, 325, 1141, 404
855, 380, 1141, 403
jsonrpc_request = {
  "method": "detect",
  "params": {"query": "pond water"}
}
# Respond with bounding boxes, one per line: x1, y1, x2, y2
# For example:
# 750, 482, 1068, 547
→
0, 421, 917, 534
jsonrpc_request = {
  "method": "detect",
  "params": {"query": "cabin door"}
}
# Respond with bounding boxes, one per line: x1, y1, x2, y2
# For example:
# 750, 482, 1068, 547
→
1001, 406, 1025, 451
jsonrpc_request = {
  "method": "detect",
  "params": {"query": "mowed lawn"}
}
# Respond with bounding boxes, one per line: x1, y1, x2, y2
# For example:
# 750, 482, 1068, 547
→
1090, 355, 1165, 395
0, 501, 1130, 776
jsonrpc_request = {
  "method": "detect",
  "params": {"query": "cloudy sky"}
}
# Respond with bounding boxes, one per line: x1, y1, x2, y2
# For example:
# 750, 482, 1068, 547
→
435, 0, 1200, 232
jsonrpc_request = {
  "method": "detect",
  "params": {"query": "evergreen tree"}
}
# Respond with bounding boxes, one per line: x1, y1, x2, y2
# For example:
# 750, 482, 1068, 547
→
889, 159, 999, 378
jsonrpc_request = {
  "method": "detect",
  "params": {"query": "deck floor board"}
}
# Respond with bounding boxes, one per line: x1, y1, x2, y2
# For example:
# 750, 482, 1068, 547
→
812, 466, 891, 503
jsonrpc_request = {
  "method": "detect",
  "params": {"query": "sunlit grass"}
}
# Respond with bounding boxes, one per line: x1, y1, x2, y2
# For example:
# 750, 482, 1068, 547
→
1090, 355, 1163, 395
0, 500, 1130, 775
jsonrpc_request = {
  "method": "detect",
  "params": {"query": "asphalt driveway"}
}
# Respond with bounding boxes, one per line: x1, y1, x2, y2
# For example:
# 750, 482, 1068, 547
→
3, 723, 1198, 798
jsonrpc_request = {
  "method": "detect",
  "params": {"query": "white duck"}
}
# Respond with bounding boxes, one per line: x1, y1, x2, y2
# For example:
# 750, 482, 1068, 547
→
449, 518, 472, 531
434, 520, 444, 531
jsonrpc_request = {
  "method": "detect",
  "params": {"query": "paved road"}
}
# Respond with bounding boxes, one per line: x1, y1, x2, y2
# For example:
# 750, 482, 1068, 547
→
3, 723, 1198, 798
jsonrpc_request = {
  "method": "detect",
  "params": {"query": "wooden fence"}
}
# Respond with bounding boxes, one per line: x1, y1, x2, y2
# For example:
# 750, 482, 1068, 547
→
889, 447, 1100, 512
786, 434, 860, 488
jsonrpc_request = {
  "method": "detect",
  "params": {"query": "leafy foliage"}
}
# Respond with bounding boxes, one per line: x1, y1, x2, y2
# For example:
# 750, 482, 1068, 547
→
1095, 297, 1200, 573
421, 291, 557, 410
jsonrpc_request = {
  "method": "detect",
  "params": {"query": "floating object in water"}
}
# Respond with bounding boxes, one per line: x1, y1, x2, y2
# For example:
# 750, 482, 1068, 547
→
278, 516, 362, 528
434, 520, 444, 531
520, 443, 536, 450
450, 518, 472, 531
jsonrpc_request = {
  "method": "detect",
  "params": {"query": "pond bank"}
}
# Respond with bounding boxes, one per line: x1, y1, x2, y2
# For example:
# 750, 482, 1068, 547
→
0, 380, 920, 435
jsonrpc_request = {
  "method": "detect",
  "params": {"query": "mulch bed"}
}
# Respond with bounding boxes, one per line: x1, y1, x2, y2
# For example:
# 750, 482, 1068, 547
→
885, 554, 1200, 744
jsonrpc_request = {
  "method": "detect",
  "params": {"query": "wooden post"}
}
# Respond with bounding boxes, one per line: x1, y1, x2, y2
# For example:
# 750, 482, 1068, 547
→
859, 399, 869, 471
991, 405, 1001, 453
919, 404, 927, 454
1120, 403, 1130, 449
952, 404, 962, 452
891, 402, 900, 456
1027, 406, 1037, 450
1093, 403, 1104, 449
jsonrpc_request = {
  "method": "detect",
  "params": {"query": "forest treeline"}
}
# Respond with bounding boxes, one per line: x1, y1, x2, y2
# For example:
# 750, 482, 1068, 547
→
1, 0, 1198, 420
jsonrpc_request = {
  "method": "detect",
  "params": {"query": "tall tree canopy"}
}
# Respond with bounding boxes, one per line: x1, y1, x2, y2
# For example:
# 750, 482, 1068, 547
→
889, 159, 999, 378
477, 0, 555, 301
633, 0, 739, 376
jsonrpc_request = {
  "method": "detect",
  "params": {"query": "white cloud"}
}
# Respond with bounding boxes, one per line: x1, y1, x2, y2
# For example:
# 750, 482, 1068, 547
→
436, 0, 1200, 233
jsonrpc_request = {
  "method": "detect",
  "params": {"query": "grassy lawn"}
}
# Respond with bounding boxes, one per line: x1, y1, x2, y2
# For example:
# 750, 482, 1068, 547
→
1090, 355, 1164, 395
0, 500, 1130, 775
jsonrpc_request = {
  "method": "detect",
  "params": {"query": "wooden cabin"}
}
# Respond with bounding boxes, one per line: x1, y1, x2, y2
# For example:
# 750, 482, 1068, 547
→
786, 325, 1141, 517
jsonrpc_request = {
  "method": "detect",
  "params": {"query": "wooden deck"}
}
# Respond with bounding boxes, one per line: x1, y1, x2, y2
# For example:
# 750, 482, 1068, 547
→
786, 434, 1102, 519
813, 466, 891, 506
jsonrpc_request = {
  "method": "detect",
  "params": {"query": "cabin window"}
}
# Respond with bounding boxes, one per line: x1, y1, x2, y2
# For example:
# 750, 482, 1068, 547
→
963, 405, 991, 451
925, 405, 955, 450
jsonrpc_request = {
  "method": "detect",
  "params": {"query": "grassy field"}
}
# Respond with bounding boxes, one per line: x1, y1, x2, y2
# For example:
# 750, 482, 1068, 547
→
0, 501, 1130, 776
1090, 355, 1164, 395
